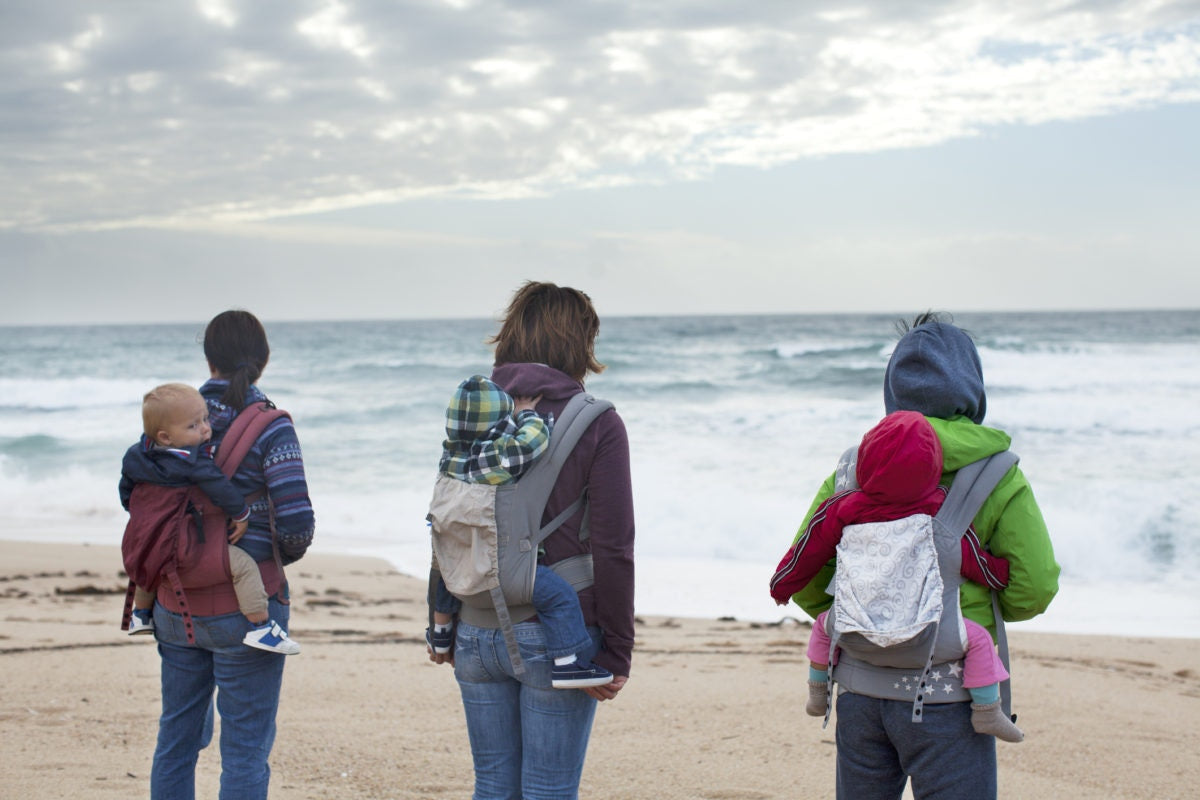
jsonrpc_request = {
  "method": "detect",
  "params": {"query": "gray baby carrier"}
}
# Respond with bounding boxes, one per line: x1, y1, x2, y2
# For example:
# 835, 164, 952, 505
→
822, 446, 1019, 725
427, 392, 613, 674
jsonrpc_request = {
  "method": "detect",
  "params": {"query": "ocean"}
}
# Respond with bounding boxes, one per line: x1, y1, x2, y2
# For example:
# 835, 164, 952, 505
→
2, 310, 1198, 638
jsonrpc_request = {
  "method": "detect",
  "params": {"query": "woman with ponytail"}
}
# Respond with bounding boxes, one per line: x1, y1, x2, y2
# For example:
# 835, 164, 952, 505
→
149, 309, 315, 800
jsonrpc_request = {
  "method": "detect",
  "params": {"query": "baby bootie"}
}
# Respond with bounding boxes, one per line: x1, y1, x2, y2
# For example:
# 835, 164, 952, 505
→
806, 679, 829, 717
970, 700, 1024, 743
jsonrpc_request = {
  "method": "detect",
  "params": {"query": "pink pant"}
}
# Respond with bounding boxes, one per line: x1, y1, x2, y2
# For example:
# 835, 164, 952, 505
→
808, 611, 1009, 689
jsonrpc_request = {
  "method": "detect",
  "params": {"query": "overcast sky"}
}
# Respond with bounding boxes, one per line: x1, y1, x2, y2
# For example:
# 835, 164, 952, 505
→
2, 0, 1199, 325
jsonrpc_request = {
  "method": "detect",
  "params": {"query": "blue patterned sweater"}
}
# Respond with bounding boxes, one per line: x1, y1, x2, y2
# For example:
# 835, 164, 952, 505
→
200, 380, 315, 565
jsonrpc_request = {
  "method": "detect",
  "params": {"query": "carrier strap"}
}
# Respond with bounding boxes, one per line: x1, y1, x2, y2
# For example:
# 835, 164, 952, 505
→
218, 402, 290, 605
993, 589, 1013, 718
524, 393, 612, 550
489, 584, 520, 671
947, 451, 1018, 720
546, 553, 595, 592
936, 452, 1019, 547
540, 492, 589, 546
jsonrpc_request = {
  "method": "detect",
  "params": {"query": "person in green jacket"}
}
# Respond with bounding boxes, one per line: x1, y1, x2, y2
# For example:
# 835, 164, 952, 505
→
783, 312, 1060, 800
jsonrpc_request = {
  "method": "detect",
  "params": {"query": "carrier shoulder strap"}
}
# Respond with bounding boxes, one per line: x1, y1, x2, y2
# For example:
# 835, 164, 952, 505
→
936, 451, 1019, 541
218, 401, 291, 595
941, 450, 1019, 719
216, 402, 289, 480
508, 391, 614, 583
926, 450, 1019, 719
522, 392, 612, 541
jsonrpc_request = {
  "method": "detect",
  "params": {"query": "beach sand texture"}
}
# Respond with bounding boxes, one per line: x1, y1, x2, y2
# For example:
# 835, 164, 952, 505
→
1, 540, 1198, 800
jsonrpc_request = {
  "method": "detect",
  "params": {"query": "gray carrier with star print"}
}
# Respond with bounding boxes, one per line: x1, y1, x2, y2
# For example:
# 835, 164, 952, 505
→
824, 448, 1019, 724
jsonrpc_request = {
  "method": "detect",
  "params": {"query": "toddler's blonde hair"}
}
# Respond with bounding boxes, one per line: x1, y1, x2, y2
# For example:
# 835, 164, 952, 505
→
142, 383, 203, 440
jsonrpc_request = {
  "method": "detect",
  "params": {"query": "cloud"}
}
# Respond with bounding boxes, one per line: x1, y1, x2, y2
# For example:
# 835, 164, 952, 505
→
2, 0, 1198, 231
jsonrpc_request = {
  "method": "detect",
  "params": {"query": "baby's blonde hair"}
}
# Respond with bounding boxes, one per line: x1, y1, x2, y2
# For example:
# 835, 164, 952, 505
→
142, 383, 203, 439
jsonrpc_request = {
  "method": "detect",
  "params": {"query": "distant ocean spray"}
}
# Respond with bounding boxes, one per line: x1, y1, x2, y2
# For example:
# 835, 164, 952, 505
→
2, 310, 1198, 637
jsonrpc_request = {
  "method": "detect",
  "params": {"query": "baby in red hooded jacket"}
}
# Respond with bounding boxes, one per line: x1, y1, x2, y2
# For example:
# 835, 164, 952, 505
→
770, 411, 1023, 742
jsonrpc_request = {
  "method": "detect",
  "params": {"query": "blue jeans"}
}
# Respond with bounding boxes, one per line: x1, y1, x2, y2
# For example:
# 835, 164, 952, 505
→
150, 595, 290, 800
454, 620, 602, 800
835, 692, 997, 800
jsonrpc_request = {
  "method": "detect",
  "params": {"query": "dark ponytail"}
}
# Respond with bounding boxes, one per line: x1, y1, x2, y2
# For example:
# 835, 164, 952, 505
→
203, 310, 270, 411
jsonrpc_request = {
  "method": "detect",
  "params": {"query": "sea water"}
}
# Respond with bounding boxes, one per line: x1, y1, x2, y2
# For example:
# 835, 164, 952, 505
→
2, 310, 1198, 637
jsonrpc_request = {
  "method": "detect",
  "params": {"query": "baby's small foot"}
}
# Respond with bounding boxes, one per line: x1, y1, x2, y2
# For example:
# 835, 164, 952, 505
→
244, 619, 300, 655
127, 609, 154, 636
806, 679, 828, 717
426, 626, 454, 654
970, 701, 1024, 742
551, 660, 613, 689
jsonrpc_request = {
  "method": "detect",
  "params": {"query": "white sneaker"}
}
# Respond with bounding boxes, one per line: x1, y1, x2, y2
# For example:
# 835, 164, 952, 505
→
128, 609, 154, 636
243, 620, 301, 655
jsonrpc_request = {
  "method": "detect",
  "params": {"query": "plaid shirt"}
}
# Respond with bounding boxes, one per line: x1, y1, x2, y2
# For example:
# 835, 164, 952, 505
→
439, 376, 552, 485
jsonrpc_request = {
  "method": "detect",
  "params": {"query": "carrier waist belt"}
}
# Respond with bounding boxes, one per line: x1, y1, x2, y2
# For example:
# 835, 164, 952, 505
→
459, 553, 593, 630
832, 652, 972, 704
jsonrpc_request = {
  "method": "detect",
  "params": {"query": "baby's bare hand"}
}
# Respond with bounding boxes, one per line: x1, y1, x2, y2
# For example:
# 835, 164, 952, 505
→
228, 518, 248, 543
512, 395, 542, 414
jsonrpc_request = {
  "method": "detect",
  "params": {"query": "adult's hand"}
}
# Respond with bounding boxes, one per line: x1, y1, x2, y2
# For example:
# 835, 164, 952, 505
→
583, 675, 627, 701
427, 644, 453, 666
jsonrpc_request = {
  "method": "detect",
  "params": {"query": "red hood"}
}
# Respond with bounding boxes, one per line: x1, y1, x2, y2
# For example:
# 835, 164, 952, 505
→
825, 411, 944, 531
857, 410, 944, 504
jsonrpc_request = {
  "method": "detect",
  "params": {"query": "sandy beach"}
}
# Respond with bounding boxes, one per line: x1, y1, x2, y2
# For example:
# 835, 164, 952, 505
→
2, 539, 1198, 800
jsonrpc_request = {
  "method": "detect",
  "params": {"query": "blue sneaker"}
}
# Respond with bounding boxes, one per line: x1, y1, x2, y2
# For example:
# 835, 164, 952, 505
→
127, 608, 154, 636
244, 619, 300, 655
426, 626, 454, 654
551, 660, 613, 689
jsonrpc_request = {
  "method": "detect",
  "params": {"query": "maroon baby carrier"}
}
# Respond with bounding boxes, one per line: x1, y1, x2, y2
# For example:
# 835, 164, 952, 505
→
120, 402, 289, 642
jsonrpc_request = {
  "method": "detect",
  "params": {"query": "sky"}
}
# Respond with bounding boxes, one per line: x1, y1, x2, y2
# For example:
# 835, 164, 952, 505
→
2, 0, 1199, 325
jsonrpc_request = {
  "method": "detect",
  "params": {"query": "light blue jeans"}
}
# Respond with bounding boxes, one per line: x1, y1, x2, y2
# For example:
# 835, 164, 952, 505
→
453, 620, 602, 800
150, 595, 290, 800
835, 692, 997, 800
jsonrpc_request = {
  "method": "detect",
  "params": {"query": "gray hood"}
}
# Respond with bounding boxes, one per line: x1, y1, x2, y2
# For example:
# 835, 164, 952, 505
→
883, 321, 987, 423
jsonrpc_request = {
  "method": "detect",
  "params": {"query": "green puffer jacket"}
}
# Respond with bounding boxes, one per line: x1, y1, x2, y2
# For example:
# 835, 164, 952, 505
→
788, 415, 1060, 637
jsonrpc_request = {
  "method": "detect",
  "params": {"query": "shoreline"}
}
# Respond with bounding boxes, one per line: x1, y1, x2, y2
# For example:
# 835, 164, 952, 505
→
7, 523, 1199, 638
2, 539, 1199, 799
